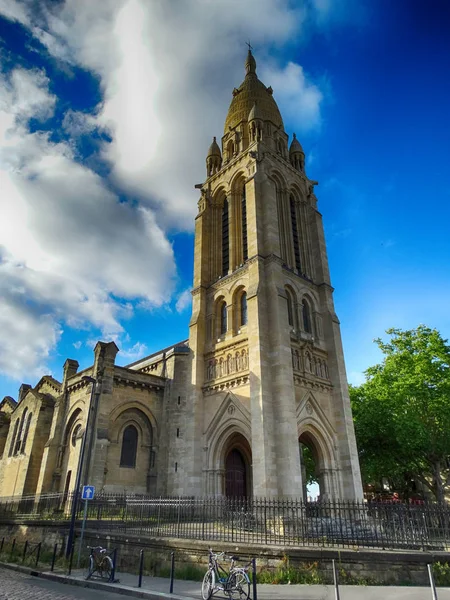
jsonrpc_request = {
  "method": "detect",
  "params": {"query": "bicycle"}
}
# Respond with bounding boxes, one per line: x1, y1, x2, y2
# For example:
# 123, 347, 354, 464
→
201, 549, 251, 599
86, 546, 114, 581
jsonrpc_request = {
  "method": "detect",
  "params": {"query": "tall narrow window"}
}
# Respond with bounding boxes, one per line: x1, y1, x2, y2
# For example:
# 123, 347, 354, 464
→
14, 409, 27, 455
302, 299, 312, 333
222, 198, 229, 276
8, 419, 19, 457
240, 292, 248, 326
241, 186, 248, 261
287, 291, 294, 327
220, 301, 228, 335
120, 424, 138, 468
21, 412, 33, 454
290, 195, 301, 271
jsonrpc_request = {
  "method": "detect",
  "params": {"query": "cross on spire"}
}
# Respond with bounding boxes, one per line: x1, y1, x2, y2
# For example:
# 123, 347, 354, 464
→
246, 40, 253, 53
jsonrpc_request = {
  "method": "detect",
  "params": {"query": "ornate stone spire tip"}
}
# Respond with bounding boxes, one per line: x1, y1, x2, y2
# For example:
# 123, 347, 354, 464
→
245, 47, 256, 75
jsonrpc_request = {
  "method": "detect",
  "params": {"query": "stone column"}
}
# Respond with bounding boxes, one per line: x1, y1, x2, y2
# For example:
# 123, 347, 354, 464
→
86, 341, 119, 490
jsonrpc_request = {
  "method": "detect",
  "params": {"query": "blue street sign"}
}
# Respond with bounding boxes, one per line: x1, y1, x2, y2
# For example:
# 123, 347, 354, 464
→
81, 485, 95, 500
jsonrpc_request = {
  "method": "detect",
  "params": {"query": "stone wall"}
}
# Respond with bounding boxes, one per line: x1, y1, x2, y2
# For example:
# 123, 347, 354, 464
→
0, 520, 448, 586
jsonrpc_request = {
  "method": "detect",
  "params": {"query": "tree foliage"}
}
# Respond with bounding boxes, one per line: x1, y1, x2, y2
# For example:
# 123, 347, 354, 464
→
301, 443, 317, 487
350, 326, 450, 503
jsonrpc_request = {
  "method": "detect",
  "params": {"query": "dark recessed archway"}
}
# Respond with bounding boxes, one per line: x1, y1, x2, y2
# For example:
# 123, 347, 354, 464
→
223, 432, 252, 498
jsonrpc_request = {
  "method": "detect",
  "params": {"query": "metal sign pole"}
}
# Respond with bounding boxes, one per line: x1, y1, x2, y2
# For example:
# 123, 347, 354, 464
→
332, 559, 341, 600
76, 499, 88, 569
428, 564, 438, 600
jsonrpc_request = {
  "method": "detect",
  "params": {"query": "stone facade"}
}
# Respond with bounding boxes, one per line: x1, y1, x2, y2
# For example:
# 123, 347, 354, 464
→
0, 50, 362, 500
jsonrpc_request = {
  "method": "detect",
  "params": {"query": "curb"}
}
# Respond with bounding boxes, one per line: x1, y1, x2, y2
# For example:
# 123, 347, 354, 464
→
0, 562, 198, 600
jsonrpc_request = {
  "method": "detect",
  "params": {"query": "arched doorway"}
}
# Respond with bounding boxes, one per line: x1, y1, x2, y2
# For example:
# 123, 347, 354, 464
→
299, 432, 325, 501
223, 432, 252, 497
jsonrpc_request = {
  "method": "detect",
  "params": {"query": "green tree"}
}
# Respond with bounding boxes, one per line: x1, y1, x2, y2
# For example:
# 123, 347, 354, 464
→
350, 326, 450, 503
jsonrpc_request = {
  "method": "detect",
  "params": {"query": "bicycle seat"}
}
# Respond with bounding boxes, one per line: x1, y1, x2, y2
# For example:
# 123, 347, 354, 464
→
231, 555, 240, 561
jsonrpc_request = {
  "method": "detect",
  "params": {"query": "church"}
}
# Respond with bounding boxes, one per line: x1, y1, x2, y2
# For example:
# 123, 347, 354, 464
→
0, 51, 363, 501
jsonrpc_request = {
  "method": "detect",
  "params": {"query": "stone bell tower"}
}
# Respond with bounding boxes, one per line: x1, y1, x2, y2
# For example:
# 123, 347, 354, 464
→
185, 50, 363, 500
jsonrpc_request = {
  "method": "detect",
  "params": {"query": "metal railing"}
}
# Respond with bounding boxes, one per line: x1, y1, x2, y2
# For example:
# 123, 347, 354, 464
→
1, 493, 449, 550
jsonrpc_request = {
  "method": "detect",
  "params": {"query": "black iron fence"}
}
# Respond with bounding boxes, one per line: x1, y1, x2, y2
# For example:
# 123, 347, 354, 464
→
0, 492, 449, 550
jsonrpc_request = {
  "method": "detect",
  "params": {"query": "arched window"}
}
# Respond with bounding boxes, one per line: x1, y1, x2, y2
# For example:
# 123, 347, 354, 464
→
286, 290, 295, 327
14, 409, 27, 455
277, 139, 284, 155
8, 419, 19, 457
290, 195, 301, 271
302, 299, 312, 333
71, 423, 82, 447
21, 412, 33, 454
227, 140, 235, 159
241, 185, 248, 261
220, 301, 228, 335
120, 424, 138, 468
240, 292, 248, 326
222, 198, 229, 276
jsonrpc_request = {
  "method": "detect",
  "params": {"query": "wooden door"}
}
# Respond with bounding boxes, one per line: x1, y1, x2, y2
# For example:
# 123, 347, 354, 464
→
225, 449, 246, 497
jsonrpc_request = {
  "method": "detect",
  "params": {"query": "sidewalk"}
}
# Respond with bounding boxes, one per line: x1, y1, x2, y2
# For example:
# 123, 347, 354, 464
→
2, 561, 450, 599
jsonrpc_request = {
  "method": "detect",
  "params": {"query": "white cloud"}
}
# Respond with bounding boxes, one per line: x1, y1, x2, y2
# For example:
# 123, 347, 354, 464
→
0, 0, 346, 381
175, 289, 192, 314
260, 62, 323, 132
0, 66, 176, 380
1, 0, 325, 229
0, 293, 62, 381
118, 341, 148, 362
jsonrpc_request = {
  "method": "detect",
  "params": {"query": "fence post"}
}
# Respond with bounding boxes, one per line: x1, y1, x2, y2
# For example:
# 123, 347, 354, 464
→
252, 557, 257, 600
51, 543, 58, 572
428, 564, 438, 600
1, 537, 4, 552
68, 541, 75, 576
35, 542, 41, 567
177, 498, 181, 538
138, 550, 144, 588
22, 540, 29, 563
110, 548, 117, 582
10, 538, 16, 560
332, 559, 340, 600
169, 551, 175, 594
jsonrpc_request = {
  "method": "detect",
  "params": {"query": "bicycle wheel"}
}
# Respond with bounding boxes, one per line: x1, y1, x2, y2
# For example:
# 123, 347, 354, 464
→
101, 556, 113, 580
228, 570, 250, 600
201, 568, 215, 600
86, 555, 95, 580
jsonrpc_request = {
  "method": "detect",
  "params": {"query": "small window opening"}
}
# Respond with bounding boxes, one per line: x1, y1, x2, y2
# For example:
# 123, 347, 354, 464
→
240, 292, 248, 327
302, 299, 312, 333
220, 301, 228, 335
120, 424, 138, 468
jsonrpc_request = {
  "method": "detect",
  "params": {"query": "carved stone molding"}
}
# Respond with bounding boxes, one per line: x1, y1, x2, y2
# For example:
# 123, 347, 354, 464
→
203, 375, 250, 395
293, 375, 333, 392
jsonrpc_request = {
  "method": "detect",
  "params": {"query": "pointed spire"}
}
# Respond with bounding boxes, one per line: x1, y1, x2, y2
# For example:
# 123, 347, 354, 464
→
289, 132, 304, 153
207, 136, 221, 157
245, 48, 256, 75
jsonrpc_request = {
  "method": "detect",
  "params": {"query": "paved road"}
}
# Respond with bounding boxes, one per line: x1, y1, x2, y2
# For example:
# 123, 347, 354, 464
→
0, 566, 132, 600
3, 566, 450, 600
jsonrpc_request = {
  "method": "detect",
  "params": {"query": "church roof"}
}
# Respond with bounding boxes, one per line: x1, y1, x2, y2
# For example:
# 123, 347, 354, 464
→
224, 50, 283, 133
0, 396, 17, 413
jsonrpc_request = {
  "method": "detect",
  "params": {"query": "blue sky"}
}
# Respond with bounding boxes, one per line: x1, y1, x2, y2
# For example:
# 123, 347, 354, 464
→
0, 0, 449, 400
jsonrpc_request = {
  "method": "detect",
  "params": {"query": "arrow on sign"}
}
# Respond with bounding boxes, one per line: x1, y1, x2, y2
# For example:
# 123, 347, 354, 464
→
82, 485, 95, 500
